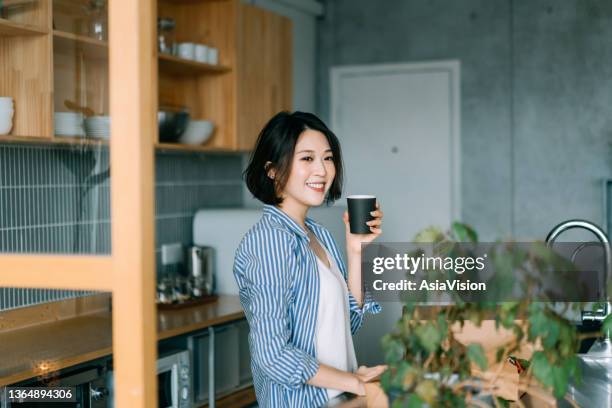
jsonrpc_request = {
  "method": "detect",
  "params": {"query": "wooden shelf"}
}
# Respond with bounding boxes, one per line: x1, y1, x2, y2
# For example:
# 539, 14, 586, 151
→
53, 30, 108, 59
155, 142, 238, 153
51, 32, 229, 76
158, 54, 230, 75
0, 134, 108, 146
0, 18, 47, 36
0, 135, 243, 153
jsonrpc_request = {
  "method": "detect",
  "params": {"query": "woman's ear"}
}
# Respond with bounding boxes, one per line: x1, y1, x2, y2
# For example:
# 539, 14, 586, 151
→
264, 161, 275, 180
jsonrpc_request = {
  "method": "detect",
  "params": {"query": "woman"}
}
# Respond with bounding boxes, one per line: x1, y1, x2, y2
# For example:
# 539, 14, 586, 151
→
233, 111, 386, 407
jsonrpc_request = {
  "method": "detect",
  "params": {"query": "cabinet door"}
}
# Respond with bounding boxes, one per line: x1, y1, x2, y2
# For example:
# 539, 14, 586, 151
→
237, 4, 292, 151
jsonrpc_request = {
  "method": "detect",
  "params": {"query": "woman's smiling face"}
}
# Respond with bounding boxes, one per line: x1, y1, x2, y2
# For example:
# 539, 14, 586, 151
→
276, 128, 336, 211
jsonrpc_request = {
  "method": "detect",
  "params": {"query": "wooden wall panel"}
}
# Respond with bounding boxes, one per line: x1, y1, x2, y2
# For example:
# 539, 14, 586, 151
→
0, 33, 53, 137
237, 4, 292, 151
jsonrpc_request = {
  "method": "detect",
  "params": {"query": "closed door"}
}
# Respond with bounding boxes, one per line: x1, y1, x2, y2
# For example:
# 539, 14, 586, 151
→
331, 60, 461, 365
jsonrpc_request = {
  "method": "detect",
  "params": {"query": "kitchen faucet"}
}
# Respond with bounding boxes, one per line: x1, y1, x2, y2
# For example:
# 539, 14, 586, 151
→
546, 219, 612, 357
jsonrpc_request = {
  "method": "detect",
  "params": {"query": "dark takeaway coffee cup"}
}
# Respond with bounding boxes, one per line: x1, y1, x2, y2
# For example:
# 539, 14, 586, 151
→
346, 195, 376, 234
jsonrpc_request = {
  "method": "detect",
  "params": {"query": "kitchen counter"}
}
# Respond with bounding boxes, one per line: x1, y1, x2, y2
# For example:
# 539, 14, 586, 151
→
0, 295, 245, 386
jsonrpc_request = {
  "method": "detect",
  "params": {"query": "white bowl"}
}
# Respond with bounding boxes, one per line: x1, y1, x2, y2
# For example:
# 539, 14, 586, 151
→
55, 112, 84, 123
179, 120, 214, 145
54, 112, 85, 136
85, 116, 110, 139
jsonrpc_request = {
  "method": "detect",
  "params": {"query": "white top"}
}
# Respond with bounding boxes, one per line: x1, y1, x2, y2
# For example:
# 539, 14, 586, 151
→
313, 240, 358, 400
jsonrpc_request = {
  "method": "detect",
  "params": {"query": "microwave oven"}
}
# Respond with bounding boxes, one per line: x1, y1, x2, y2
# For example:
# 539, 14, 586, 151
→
109, 349, 192, 408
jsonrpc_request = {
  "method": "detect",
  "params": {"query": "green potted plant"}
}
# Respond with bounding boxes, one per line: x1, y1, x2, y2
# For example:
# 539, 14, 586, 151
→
379, 222, 610, 407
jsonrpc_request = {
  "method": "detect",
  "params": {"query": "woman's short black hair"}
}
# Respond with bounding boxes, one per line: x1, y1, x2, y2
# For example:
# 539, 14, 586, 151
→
244, 111, 343, 206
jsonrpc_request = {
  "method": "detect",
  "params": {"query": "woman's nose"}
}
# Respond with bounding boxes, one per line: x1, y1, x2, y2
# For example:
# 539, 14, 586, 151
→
313, 158, 327, 175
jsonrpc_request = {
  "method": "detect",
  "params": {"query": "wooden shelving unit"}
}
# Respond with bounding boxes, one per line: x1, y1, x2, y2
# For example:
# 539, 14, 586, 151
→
0, 0, 292, 151
0, 1, 52, 139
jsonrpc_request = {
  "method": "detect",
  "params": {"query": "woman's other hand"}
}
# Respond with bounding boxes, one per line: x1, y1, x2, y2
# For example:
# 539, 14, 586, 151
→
352, 365, 388, 396
355, 365, 387, 384
343, 202, 384, 254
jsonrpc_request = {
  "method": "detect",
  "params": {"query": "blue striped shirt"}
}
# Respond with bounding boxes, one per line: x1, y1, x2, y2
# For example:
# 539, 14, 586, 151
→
233, 205, 381, 408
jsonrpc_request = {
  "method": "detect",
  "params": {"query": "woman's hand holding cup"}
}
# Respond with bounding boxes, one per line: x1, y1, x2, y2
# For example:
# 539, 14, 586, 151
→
343, 195, 383, 254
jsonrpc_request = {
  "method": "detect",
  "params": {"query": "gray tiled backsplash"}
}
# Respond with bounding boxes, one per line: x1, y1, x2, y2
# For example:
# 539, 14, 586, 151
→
0, 143, 243, 311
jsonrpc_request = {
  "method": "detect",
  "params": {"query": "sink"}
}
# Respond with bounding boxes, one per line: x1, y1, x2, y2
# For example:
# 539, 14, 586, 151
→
559, 354, 612, 407
558, 323, 612, 407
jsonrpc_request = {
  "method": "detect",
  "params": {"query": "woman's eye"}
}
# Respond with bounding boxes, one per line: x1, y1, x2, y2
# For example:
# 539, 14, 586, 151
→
301, 156, 313, 161
324, 156, 334, 161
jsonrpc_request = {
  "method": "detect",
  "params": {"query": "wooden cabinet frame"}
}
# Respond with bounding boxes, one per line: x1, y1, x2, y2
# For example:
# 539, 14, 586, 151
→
0, 0, 159, 406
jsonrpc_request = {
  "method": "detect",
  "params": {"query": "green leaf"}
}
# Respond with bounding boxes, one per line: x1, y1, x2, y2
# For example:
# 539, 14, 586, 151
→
451, 222, 478, 243
415, 322, 443, 353
406, 393, 426, 408
495, 397, 511, 407
603, 313, 612, 336
437, 314, 449, 340
414, 226, 444, 243
380, 370, 391, 391
542, 320, 560, 349
528, 309, 548, 340
383, 336, 405, 364
495, 347, 506, 363
531, 352, 553, 388
467, 343, 488, 370
500, 301, 519, 313
415, 380, 438, 405
551, 365, 570, 398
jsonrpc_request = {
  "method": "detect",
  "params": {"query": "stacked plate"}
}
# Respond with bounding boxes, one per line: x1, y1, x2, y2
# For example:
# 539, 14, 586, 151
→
54, 112, 85, 137
0, 97, 14, 135
84, 116, 110, 140
179, 120, 214, 145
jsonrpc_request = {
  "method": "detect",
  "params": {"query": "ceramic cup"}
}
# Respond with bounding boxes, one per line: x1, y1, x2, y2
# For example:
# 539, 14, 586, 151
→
346, 195, 377, 234
207, 47, 219, 65
0, 109, 14, 135
177, 42, 196, 60
195, 44, 209, 63
0, 96, 14, 111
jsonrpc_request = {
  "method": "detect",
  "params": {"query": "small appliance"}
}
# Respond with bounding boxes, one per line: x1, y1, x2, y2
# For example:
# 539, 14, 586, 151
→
188, 246, 215, 297
108, 349, 192, 408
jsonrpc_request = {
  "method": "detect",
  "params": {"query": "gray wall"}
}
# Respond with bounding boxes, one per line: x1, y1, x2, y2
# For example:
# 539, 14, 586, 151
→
318, 0, 612, 240
0, 143, 243, 311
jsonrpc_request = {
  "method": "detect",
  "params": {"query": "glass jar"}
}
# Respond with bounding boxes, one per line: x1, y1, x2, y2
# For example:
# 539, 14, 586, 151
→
87, 0, 107, 41
158, 18, 177, 55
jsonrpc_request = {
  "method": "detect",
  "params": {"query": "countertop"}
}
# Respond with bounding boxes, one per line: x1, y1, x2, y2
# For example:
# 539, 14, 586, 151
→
0, 295, 245, 386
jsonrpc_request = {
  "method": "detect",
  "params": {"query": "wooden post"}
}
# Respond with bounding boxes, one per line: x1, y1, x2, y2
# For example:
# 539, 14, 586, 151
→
109, 0, 158, 406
